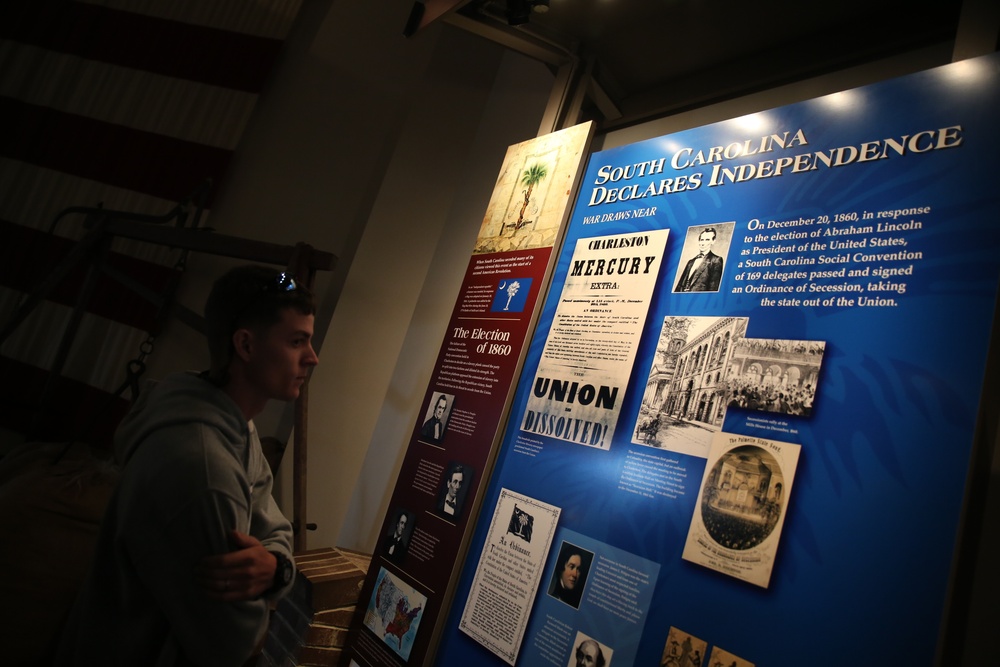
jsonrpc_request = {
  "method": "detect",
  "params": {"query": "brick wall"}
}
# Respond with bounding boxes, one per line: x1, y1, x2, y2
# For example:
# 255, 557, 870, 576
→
259, 548, 371, 667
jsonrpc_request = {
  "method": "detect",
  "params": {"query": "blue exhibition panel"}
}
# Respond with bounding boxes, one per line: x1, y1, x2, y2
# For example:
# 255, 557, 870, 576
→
437, 53, 1000, 667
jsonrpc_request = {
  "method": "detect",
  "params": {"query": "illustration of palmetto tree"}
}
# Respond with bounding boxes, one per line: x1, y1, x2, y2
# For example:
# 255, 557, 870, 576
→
513, 162, 548, 231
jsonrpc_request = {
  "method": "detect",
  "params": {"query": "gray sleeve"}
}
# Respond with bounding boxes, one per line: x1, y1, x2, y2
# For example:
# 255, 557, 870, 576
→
126, 488, 270, 667
247, 426, 296, 600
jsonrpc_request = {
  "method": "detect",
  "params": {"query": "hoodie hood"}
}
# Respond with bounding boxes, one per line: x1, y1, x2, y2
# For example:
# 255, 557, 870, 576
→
114, 371, 249, 466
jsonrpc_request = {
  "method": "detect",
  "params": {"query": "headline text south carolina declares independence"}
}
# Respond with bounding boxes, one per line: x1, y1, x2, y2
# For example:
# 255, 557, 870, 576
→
586, 125, 963, 206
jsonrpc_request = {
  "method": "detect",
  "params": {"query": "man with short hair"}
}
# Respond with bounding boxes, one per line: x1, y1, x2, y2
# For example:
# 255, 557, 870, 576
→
676, 227, 724, 292
384, 511, 409, 562
438, 465, 465, 517
575, 638, 606, 667
56, 265, 319, 666
549, 546, 587, 608
421, 394, 448, 443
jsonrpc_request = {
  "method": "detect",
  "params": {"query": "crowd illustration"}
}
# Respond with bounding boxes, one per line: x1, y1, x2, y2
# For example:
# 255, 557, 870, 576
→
701, 466, 781, 551
701, 500, 779, 551
725, 339, 824, 416
725, 375, 816, 417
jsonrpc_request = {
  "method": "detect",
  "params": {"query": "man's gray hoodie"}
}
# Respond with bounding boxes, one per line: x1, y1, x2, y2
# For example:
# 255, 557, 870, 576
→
55, 372, 295, 666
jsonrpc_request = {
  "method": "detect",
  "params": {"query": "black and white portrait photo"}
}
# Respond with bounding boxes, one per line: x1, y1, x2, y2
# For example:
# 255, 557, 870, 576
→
382, 508, 413, 564
435, 462, 473, 521
673, 222, 734, 293
420, 391, 453, 444
568, 631, 612, 667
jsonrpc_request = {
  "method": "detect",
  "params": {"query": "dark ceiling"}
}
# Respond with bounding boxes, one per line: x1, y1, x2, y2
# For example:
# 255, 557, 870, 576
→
442, 0, 966, 130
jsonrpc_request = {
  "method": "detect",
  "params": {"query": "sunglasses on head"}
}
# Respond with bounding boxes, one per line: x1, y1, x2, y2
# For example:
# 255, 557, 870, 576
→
268, 272, 298, 293
230, 272, 300, 329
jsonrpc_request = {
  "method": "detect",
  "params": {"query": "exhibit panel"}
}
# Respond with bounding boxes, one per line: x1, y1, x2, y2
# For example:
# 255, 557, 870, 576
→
436, 53, 1000, 667
345, 123, 594, 667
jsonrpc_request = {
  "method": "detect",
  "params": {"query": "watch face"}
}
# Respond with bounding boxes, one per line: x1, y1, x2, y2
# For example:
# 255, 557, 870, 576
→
274, 553, 293, 586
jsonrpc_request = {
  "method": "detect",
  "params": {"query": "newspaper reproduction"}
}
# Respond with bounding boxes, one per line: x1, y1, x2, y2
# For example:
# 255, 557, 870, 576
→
521, 229, 670, 450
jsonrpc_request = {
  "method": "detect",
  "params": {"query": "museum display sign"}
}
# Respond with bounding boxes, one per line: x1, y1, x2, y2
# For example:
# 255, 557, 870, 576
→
435, 52, 1000, 667
345, 122, 594, 667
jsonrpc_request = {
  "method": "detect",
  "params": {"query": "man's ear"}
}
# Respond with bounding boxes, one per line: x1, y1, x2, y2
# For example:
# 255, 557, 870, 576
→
231, 328, 254, 362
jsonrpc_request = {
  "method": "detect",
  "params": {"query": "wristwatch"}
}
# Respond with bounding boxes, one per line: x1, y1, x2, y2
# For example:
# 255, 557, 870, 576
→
271, 551, 294, 590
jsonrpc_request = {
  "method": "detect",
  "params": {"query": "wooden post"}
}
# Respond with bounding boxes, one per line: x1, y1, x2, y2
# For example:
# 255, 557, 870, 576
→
293, 382, 309, 552
289, 243, 317, 552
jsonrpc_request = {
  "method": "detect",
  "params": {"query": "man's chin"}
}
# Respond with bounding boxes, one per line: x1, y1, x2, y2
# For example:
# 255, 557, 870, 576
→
276, 386, 301, 402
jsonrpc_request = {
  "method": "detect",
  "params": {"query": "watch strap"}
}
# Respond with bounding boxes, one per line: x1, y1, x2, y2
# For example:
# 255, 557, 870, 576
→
270, 551, 294, 591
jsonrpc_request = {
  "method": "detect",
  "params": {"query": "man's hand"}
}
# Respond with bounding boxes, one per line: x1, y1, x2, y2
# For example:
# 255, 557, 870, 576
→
194, 530, 277, 601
